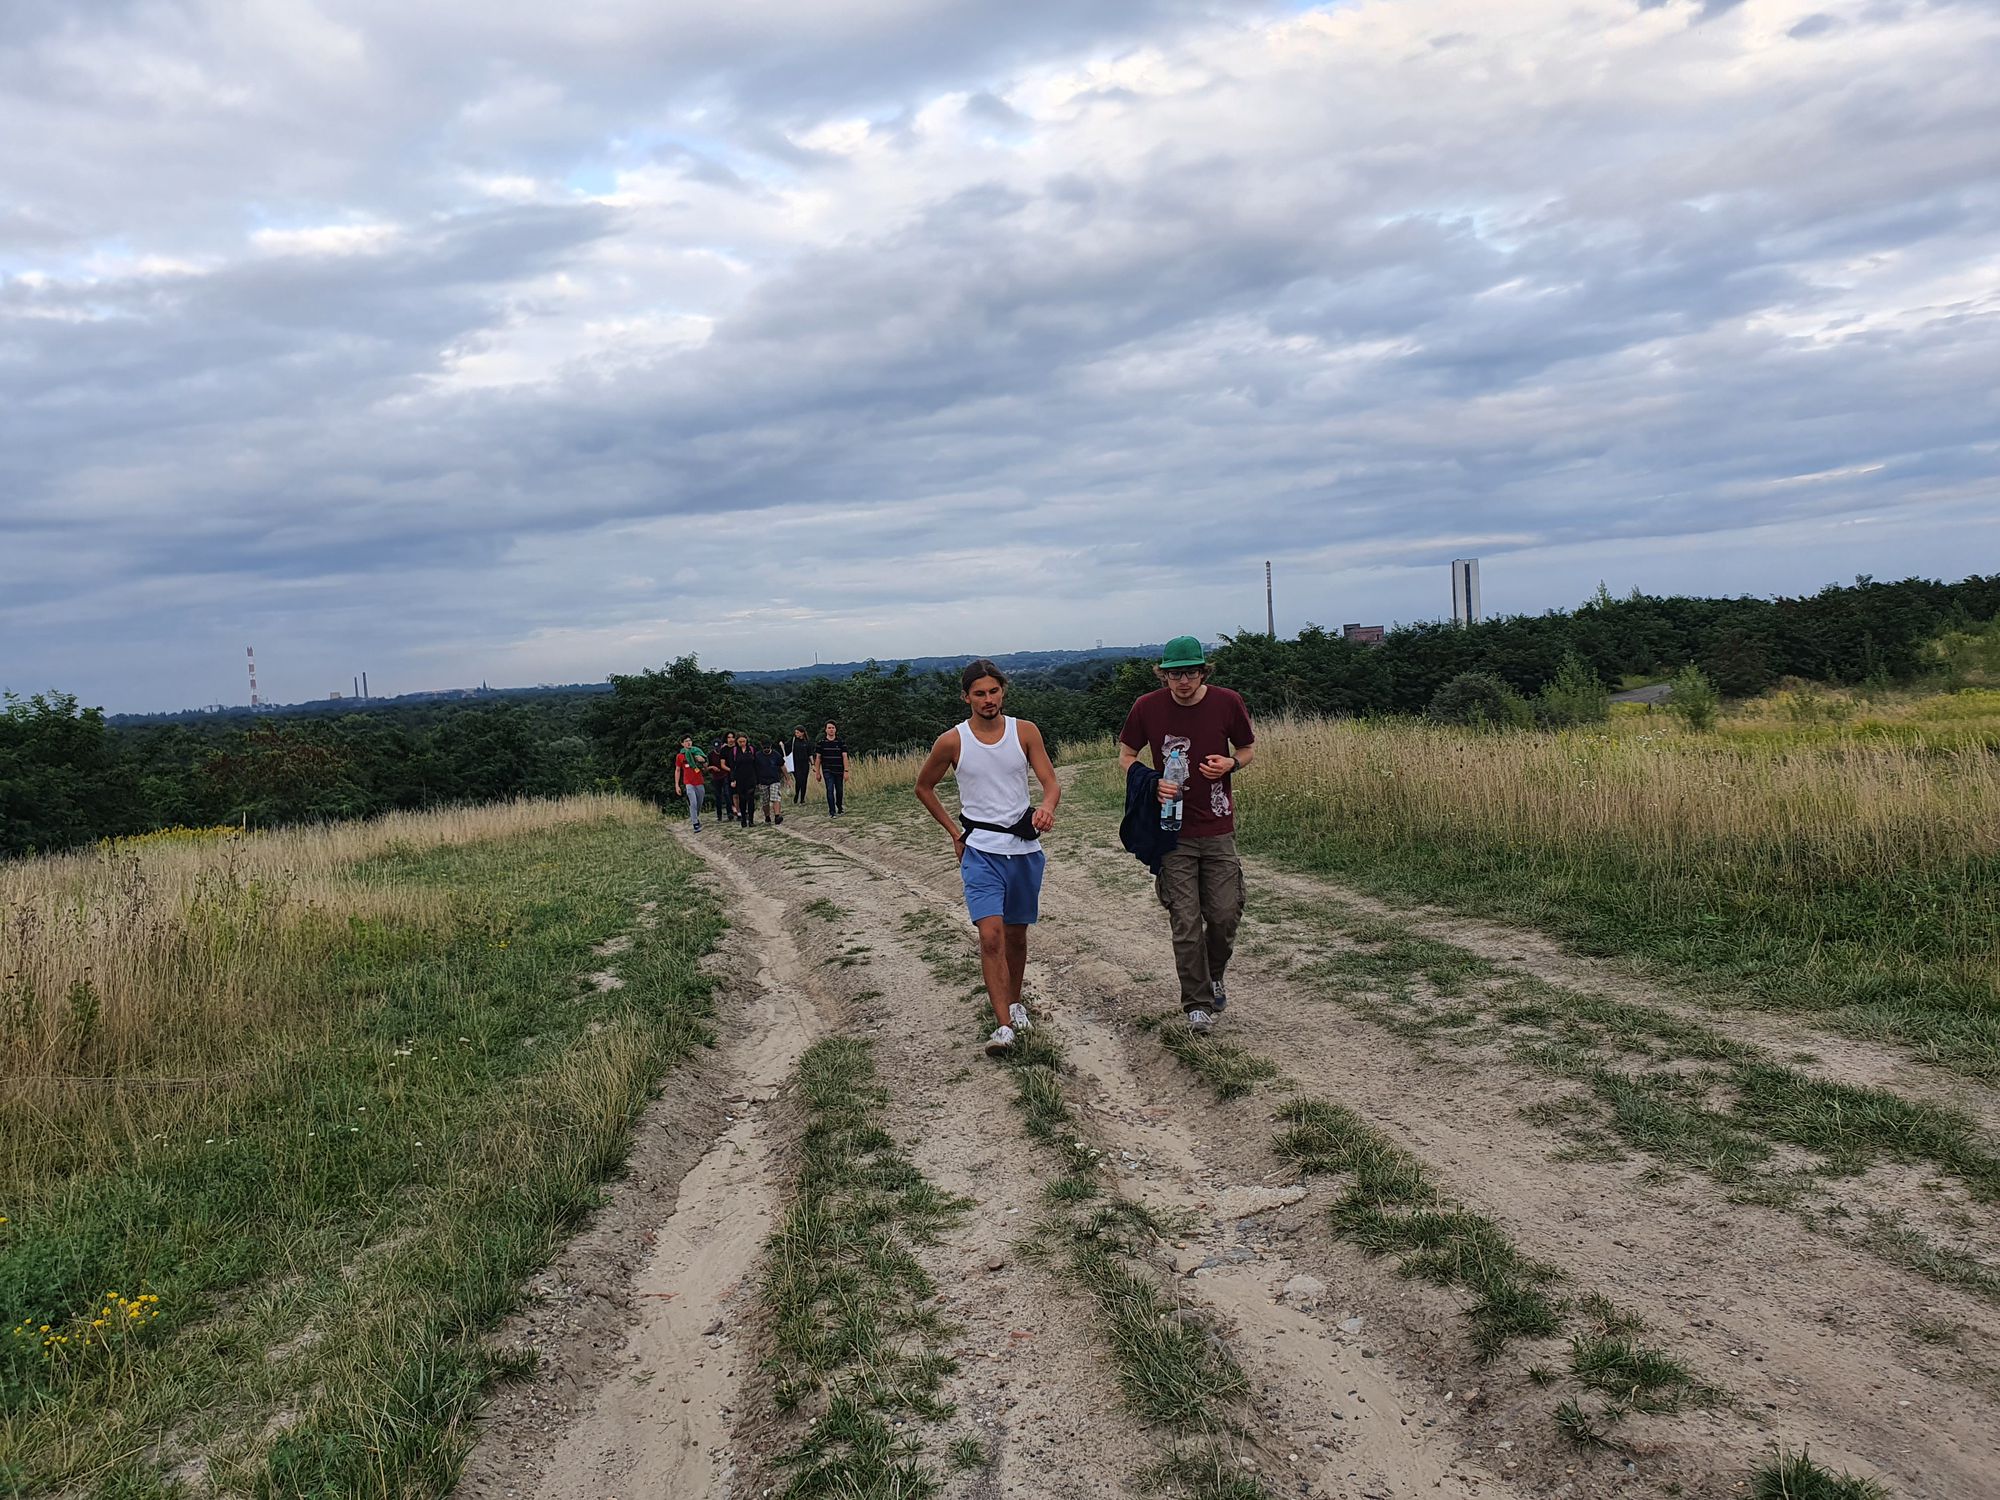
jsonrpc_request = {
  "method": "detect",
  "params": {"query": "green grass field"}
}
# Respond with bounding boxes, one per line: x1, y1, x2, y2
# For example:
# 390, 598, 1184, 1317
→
0, 802, 719, 1496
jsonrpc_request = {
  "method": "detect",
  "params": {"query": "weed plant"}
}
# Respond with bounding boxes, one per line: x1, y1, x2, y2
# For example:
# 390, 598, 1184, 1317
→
1751, 1448, 1889, 1499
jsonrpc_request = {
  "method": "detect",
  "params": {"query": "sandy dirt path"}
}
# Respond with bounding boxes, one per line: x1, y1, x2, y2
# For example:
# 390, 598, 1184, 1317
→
457, 842, 831, 1499
458, 783, 1999, 1500
796, 790, 2000, 1500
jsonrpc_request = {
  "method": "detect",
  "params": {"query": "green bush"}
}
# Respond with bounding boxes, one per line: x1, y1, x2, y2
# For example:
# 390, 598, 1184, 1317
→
1428, 673, 1532, 730
1666, 664, 1720, 732
1535, 653, 1610, 728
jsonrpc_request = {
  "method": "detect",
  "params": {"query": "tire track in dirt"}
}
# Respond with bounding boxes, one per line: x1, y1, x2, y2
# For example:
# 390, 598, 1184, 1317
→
812, 800, 2000, 1499
714, 824, 1170, 1500
1240, 850, 2000, 1141
773, 814, 1522, 1500
458, 835, 832, 1500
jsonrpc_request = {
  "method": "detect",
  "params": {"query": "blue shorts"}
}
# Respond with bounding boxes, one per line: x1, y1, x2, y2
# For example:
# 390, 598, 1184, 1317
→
960, 847, 1046, 926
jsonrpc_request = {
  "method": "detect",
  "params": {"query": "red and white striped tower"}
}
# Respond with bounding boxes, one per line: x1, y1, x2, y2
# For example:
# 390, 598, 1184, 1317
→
247, 646, 261, 708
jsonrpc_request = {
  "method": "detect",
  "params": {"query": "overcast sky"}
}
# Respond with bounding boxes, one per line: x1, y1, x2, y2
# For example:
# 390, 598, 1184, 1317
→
3, 0, 1997, 711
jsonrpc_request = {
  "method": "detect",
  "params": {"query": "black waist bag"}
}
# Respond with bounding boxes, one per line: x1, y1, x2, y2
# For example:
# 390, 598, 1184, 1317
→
960, 809, 1040, 841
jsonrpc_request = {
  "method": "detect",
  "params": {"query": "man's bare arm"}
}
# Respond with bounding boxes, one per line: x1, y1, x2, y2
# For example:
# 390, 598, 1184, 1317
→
912, 732, 965, 856
1020, 721, 1061, 832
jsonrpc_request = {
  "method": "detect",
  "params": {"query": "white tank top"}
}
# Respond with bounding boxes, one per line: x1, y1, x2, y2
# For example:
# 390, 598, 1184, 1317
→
956, 716, 1037, 856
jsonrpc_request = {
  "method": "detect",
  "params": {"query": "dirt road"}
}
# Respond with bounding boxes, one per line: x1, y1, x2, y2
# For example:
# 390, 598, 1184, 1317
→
460, 786, 2000, 1499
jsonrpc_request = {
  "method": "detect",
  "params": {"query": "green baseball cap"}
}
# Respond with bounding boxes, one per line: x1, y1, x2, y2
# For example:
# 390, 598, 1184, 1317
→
1159, 635, 1207, 668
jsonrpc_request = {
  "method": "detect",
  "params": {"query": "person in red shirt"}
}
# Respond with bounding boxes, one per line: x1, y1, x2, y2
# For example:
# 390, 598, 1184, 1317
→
672, 735, 708, 833
1118, 636, 1256, 1033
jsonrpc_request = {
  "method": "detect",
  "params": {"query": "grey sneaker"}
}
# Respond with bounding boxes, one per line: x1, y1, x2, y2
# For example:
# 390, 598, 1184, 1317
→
1009, 1002, 1032, 1034
1185, 1008, 1214, 1035
984, 1024, 1017, 1057
1210, 978, 1228, 1014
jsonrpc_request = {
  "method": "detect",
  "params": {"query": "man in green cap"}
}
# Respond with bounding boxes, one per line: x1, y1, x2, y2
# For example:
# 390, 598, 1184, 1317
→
1118, 637, 1256, 1033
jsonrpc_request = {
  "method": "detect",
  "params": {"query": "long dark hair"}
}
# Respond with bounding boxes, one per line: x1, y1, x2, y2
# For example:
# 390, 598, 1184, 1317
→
960, 658, 1007, 691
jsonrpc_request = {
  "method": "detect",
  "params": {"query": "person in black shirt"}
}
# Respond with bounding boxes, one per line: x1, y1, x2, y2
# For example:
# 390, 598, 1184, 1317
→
730, 732, 759, 827
709, 737, 731, 820
791, 727, 812, 804
759, 738, 786, 824
812, 722, 847, 815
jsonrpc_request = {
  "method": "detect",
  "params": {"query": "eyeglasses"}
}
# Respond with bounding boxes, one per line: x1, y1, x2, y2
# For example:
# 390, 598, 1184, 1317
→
1163, 668, 1203, 681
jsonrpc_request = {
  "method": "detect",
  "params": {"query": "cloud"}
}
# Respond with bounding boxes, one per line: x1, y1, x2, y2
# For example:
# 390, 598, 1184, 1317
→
3, 0, 1999, 710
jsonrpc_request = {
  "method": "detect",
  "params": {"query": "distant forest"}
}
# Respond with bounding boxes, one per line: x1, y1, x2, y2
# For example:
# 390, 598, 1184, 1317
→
6, 572, 1997, 857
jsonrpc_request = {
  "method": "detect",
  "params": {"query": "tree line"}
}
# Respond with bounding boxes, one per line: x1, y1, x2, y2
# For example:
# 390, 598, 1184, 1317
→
6, 572, 1996, 857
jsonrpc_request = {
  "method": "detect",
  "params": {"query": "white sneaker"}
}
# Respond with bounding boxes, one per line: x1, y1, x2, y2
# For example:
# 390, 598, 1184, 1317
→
1009, 1002, 1032, 1034
984, 1025, 1017, 1057
1210, 979, 1228, 1013
1185, 1008, 1214, 1035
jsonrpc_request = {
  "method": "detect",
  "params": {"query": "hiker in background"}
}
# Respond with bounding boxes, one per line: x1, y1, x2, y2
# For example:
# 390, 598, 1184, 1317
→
673, 734, 707, 833
710, 735, 732, 820
812, 721, 848, 815
791, 726, 813, 804
760, 738, 786, 825
731, 733, 760, 828
914, 660, 1060, 1056
1118, 636, 1256, 1035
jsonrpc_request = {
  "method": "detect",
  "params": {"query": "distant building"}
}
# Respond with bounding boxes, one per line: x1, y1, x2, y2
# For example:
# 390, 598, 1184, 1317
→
1451, 558, 1482, 627
1342, 623, 1386, 646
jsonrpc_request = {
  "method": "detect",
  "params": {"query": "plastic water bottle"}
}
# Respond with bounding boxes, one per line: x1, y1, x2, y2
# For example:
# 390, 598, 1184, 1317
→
1162, 747, 1187, 832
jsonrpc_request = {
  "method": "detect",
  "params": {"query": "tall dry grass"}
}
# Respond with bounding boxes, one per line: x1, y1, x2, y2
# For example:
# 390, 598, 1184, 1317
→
0, 794, 653, 1091
1231, 715, 2000, 1069
1242, 715, 2000, 885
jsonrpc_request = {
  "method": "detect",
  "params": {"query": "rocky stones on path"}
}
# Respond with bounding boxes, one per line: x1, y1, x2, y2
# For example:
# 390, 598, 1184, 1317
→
1280, 1273, 1327, 1310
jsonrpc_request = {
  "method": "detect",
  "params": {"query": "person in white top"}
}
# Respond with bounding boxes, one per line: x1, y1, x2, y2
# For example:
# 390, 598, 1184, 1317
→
914, 659, 1062, 1056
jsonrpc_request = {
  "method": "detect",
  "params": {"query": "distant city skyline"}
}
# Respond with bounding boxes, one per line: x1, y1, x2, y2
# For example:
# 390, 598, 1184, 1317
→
5, 1, 1996, 713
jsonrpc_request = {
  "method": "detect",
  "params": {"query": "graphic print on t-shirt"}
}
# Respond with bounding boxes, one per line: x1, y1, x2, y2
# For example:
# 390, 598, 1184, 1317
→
1210, 781, 1231, 819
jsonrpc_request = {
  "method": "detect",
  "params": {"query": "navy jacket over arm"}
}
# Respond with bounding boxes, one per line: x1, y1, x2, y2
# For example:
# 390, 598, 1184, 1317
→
1119, 760, 1180, 874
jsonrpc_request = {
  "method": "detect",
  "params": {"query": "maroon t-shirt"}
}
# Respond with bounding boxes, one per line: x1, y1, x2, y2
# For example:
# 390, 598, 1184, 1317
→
1119, 686, 1255, 839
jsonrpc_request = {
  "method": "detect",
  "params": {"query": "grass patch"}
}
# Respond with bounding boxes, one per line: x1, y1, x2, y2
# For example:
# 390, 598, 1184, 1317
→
0, 806, 722, 1494
1568, 1332, 1702, 1414
762, 1037, 972, 1497
802, 898, 843, 923
1158, 1026, 1282, 1101
1751, 1449, 1889, 1499
1272, 1098, 1563, 1358
1842, 1211, 2000, 1303
898, 908, 983, 991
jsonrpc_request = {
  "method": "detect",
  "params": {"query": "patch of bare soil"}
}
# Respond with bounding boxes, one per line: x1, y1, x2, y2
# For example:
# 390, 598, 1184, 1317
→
794, 799, 2000, 1500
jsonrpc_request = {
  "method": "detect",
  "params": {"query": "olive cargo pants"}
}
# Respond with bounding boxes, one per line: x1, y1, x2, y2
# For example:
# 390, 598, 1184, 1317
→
1155, 834, 1244, 1011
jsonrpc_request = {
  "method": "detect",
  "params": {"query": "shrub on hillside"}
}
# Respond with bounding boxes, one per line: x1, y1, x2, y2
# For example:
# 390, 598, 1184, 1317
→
1666, 664, 1720, 732
1428, 673, 1532, 730
1535, 652, 1610, 728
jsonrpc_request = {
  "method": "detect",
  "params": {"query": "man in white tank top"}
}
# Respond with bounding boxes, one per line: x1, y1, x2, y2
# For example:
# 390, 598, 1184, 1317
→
914, 659, 1062, 1056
